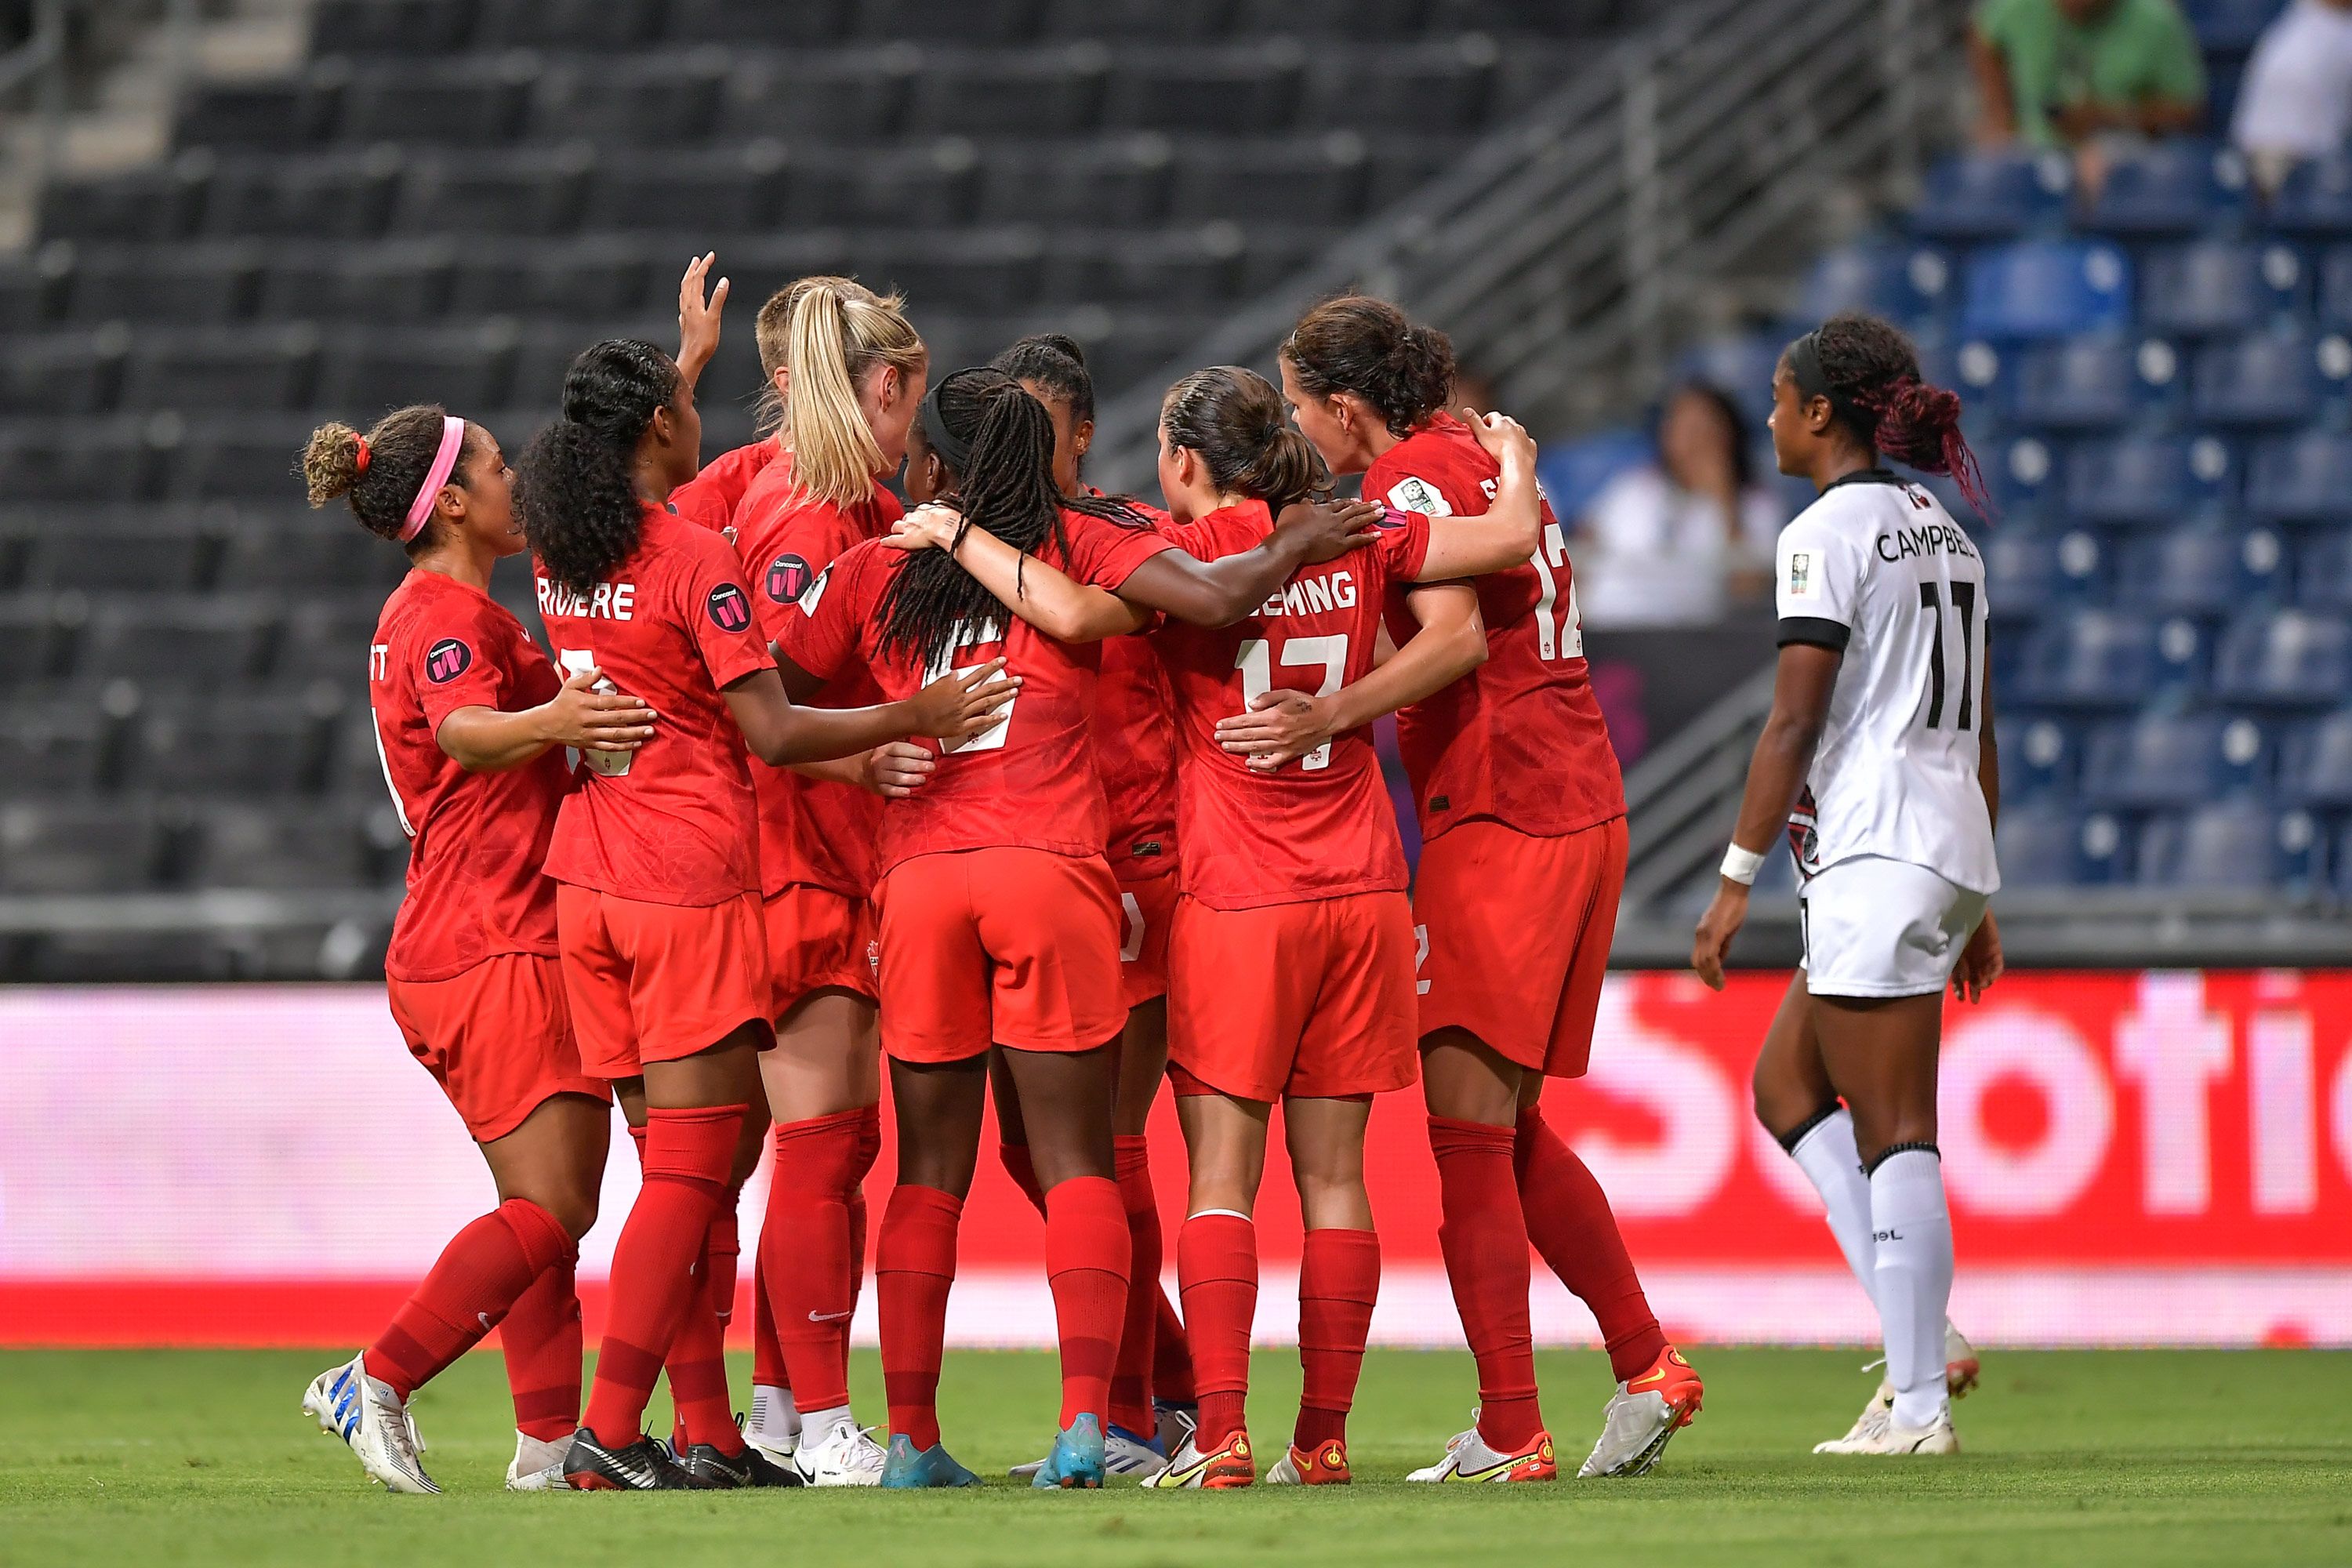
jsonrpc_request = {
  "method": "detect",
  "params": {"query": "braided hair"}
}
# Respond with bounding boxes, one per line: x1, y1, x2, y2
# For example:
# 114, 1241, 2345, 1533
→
1788, 311, 1991, 517
989, 332, 1094, 425
877, 368, 1145, 670
1279, 294, 1456, 437
515, 339, 679, 595
1160, 366, 1331, 510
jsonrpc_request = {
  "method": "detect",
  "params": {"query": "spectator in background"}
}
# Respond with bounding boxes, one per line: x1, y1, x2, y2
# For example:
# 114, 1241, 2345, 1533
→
1969, 0, 2205, 191
2232, 0, 2352, 191
1571, 383, 1783, 630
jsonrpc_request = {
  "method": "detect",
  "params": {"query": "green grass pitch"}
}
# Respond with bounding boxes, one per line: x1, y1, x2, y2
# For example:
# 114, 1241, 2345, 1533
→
2, 1348, 2347, 1566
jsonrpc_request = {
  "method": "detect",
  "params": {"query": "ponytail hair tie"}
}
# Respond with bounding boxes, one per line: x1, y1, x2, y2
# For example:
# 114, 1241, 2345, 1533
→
352, 435, 371, 476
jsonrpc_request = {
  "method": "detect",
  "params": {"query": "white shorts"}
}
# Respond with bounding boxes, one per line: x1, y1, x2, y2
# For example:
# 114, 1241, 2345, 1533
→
1799, 856, 1987, 1000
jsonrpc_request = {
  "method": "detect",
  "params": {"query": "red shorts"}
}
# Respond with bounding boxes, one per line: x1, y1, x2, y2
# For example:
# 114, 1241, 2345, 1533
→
764, 884, 879, 1018
1413, 816, 1626, 1077
1166, 891, 1419, 1103
876, 848, 1127, 1064
387, 953, 608, 1142
1116, 871, 1178, 1010
555, 884, 774, 1080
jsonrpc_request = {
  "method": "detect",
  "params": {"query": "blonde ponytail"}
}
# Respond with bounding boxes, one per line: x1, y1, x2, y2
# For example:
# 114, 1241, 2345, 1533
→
757, 274, 926, 511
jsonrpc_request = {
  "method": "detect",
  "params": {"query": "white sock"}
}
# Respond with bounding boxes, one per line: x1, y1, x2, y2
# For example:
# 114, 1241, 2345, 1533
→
799, 1403, 853, 1440
748, 1384, 800, 1444
1786, 1108, 1878, 1309
1870, 1147, 1955, 1430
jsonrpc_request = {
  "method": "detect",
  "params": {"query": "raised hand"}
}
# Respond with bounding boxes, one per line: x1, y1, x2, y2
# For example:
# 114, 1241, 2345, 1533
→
676, 252, 730, 390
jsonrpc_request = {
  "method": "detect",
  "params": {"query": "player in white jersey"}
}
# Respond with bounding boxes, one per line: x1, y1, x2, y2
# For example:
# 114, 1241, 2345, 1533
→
1691, 314, 2005, 1457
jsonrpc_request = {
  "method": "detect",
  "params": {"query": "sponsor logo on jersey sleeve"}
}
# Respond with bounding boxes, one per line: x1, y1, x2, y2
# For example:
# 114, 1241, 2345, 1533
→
423, 637, 474, 684
765, 551, 813, 604
706, 582, 752, 632
1385, 476, 1453, 517
1788, 552, 1813, 597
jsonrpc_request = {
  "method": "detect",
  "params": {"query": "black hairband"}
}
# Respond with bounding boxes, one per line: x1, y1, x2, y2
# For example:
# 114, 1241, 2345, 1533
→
916, 369, 982, 474
1788, 331, 1871, 434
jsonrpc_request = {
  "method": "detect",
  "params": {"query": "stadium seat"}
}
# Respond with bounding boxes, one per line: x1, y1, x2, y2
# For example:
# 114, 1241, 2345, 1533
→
260, 240, 459, 325
530, 52, 730, 145
2079, 142, 2251, 238
1912, 151, 2071, 243
0, 328, 127, 418
168, 417, 328, 502
2137, 802, 2315, 890
66, 245, 263, 326
1994, 801, 2132, 886
1996, 712, 2082, 800
1795, 243, 1955, 338
333, 56, 540, 147
2266, 152, 2352, 238
2114, 523, 2285, 619
664, 0, 856, 46
1102, 44, 1303, 132
0, 798, 169, 893
314, 320, 520, 415
1960, 241, 2132, 342
0, 698, 122, 796
1984, 524, 2102, 623
783, 141, 983, 228
1042, 0, 1236, 38
445, 237, 654, 319
182, 798, 381, 890
128, 690, 345, 797
2140, 241, 2302, 339
905, 44, 1112, 136
2316, 247, 2352, 332
2212, 609, 2352, 706
0, 593, 85, 686
2081, 712, 2270, 810
391, 144, 592, 237
80, 595, 278, 689
119, 326, 319, 414
856, 228, 1048, 314
716, 51, 921, 141
0, 420, 162, 503
2245, 431, 2352, 525
855, 0, 1049, 44
1044, 226, 1252, 307
216, 516, 407, 596
1232, 0, 1437, 29
202, 149, 405, 241
976, 136, 1175, 227
2009, 336, 2172, 430
2013, 609, 2201, 710
175, 69, 345, 149
476, 0, 666, 49
2063, 434, 2237, 528
1169, 136, 1373, 227
34, 154, 212, 244
0, 243, 71, 332
20, 515, 216, 593
581, 143, 789, 234
307, 0, 479, 55
2278, 708, 2352, 809
1303, 38, 1501, 134
2294, 529, 2352, 613
2190, 329, 2345, 427
274, 597, 388, 689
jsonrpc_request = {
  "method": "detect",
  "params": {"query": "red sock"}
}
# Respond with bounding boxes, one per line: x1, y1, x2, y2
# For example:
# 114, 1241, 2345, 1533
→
877, 1183, 961, 1450
666, 1198, 742, 1453
999, 1140, 1047, 1217
365, 1198, 572, 1400
1516, 1105, 1667, 1383
1294, 1227, 1378, 1452
762, 1109, 866, 1414
1107, 1136, 1160, 1434
1044, 1174, 1130, 1430
581, 1105, 743, 1446
1176, 1212, 1255, 1447
751, 1247, 788, 1392
840, 1104, 880, 1373
1152, 1288, 1194, 1405
1429, 1116, 1543, 1451
499, 1251, 584, 1441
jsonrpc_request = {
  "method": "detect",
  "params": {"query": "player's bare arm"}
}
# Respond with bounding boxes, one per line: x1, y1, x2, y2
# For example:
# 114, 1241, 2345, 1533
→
435, 663, 658, 773
1952, 637, 2003, 1003
1691, 641, 1842, 990
1109, 498, 1382, 627
1215, 584, 1485, 771
724, 659, 1019, 766
1414, 412, 1545, 579
886, 503, 1146, 641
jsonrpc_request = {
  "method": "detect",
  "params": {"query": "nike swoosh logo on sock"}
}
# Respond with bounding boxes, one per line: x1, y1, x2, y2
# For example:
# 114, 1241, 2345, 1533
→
807, 1308, 853, 1322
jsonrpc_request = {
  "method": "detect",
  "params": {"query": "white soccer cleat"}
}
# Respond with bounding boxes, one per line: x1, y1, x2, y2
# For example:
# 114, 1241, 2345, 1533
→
1578, 1347, 1703, 1478
1406, 1417, 1556, 1484
505, 1430, 568, 1492
790, 1413, 887, 1486
303, 1354, 439, 1494
1813, 1402, 1958, 1455
1406, 1420, 1476, 1483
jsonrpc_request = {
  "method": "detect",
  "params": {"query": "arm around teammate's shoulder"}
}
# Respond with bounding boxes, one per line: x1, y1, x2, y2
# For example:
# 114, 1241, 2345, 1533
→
1413, 411, 1544, 579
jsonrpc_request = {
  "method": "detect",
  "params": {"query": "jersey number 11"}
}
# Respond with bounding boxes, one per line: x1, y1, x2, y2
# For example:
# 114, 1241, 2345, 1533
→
1915, 581, 1979, 733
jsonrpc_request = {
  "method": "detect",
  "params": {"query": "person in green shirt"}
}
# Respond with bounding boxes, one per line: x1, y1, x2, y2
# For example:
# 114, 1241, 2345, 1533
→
1969, 0, 2207, 150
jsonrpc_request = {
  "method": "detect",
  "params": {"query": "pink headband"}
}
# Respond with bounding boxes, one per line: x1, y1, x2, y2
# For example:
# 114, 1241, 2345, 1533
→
399, 416, 468, 543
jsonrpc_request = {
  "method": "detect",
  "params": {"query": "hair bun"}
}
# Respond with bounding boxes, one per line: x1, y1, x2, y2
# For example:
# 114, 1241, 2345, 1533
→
300, 421, 365, 507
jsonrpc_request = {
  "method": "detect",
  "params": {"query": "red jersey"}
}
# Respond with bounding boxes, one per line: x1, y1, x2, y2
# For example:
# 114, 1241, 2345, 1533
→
1091, 497, 1179, 884
536, 503, 775, 907
729, 450, 900, 898
1368, 413, 1624, 842
670, 438, 779, 535
1151, 499, 1431, 912
774, 510, 1176, 880
370, 570, 568, 983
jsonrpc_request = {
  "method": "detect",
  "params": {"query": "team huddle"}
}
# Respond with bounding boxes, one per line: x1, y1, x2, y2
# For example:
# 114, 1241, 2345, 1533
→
293, 253, 2002, 1491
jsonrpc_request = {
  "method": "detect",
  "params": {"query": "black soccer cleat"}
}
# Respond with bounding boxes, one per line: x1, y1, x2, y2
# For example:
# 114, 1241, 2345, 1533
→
677, 1440, 805, 1489
563, 1428, 692, 1490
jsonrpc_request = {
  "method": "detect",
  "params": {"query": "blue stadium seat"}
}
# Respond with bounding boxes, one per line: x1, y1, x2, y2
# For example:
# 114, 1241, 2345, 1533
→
2267, 153, 2352, 238
2278, 709, 2352, 809
2014, 609, 2167, 709
2080, 142, 2252, 238
1913, 151, 2071, 243
1996, 712, 2083, 800
2318, 248, 2352, 332
1796, 243, 1955, 336
1984, 524, 2101, 622
1996, 801, 2132, 886
2191, 329, 2347, 426
2294, 529, 2352, 612
2212, 609, 2352, 706
1960, 241, 2132, 342
2009, 336, 2172, 430
2140, 241, 2303, 339
2064, 434, 2238, 528
2186, 0, 2288, 53
1671, 336, 1782, 429
2137, 802, 2318, 890
2081, 713, 2270, 809
2245, 431, 2352, 525
2115, 523, 2285, 619
1544, 429, 1653, 524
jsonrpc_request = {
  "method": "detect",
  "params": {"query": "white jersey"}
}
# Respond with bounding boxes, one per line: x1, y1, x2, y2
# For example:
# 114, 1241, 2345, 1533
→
1774, 471, 1999, 895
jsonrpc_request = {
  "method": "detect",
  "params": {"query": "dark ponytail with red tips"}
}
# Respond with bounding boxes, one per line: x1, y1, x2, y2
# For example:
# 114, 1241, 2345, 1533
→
1791, 311, 1991, 519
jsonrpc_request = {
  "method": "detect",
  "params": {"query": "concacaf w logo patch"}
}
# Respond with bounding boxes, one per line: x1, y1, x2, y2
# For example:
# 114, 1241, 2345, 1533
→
423, 637, 472, 684
1788, 552, 1813, 597
765, 552, 813, 604
706, 582, 752, 633
1384, 475, 1453, 517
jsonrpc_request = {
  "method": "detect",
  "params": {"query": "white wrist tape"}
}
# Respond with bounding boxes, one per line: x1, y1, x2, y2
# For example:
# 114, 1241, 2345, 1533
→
1719, 843, 1766, 886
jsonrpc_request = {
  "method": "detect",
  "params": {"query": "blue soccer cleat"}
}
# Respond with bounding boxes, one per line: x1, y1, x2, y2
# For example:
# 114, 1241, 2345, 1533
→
879, 1433, 983, 1489
1030, 1413, 1108, 1490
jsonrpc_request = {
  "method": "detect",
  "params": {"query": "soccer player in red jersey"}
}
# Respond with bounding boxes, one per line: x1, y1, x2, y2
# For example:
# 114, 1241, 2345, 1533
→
891, 366, 1541, 1490
511, 338, 1014, 1490
294, 406, 650, 1495
715, 276, 927, 1483
1277, 296, 1702, 1482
